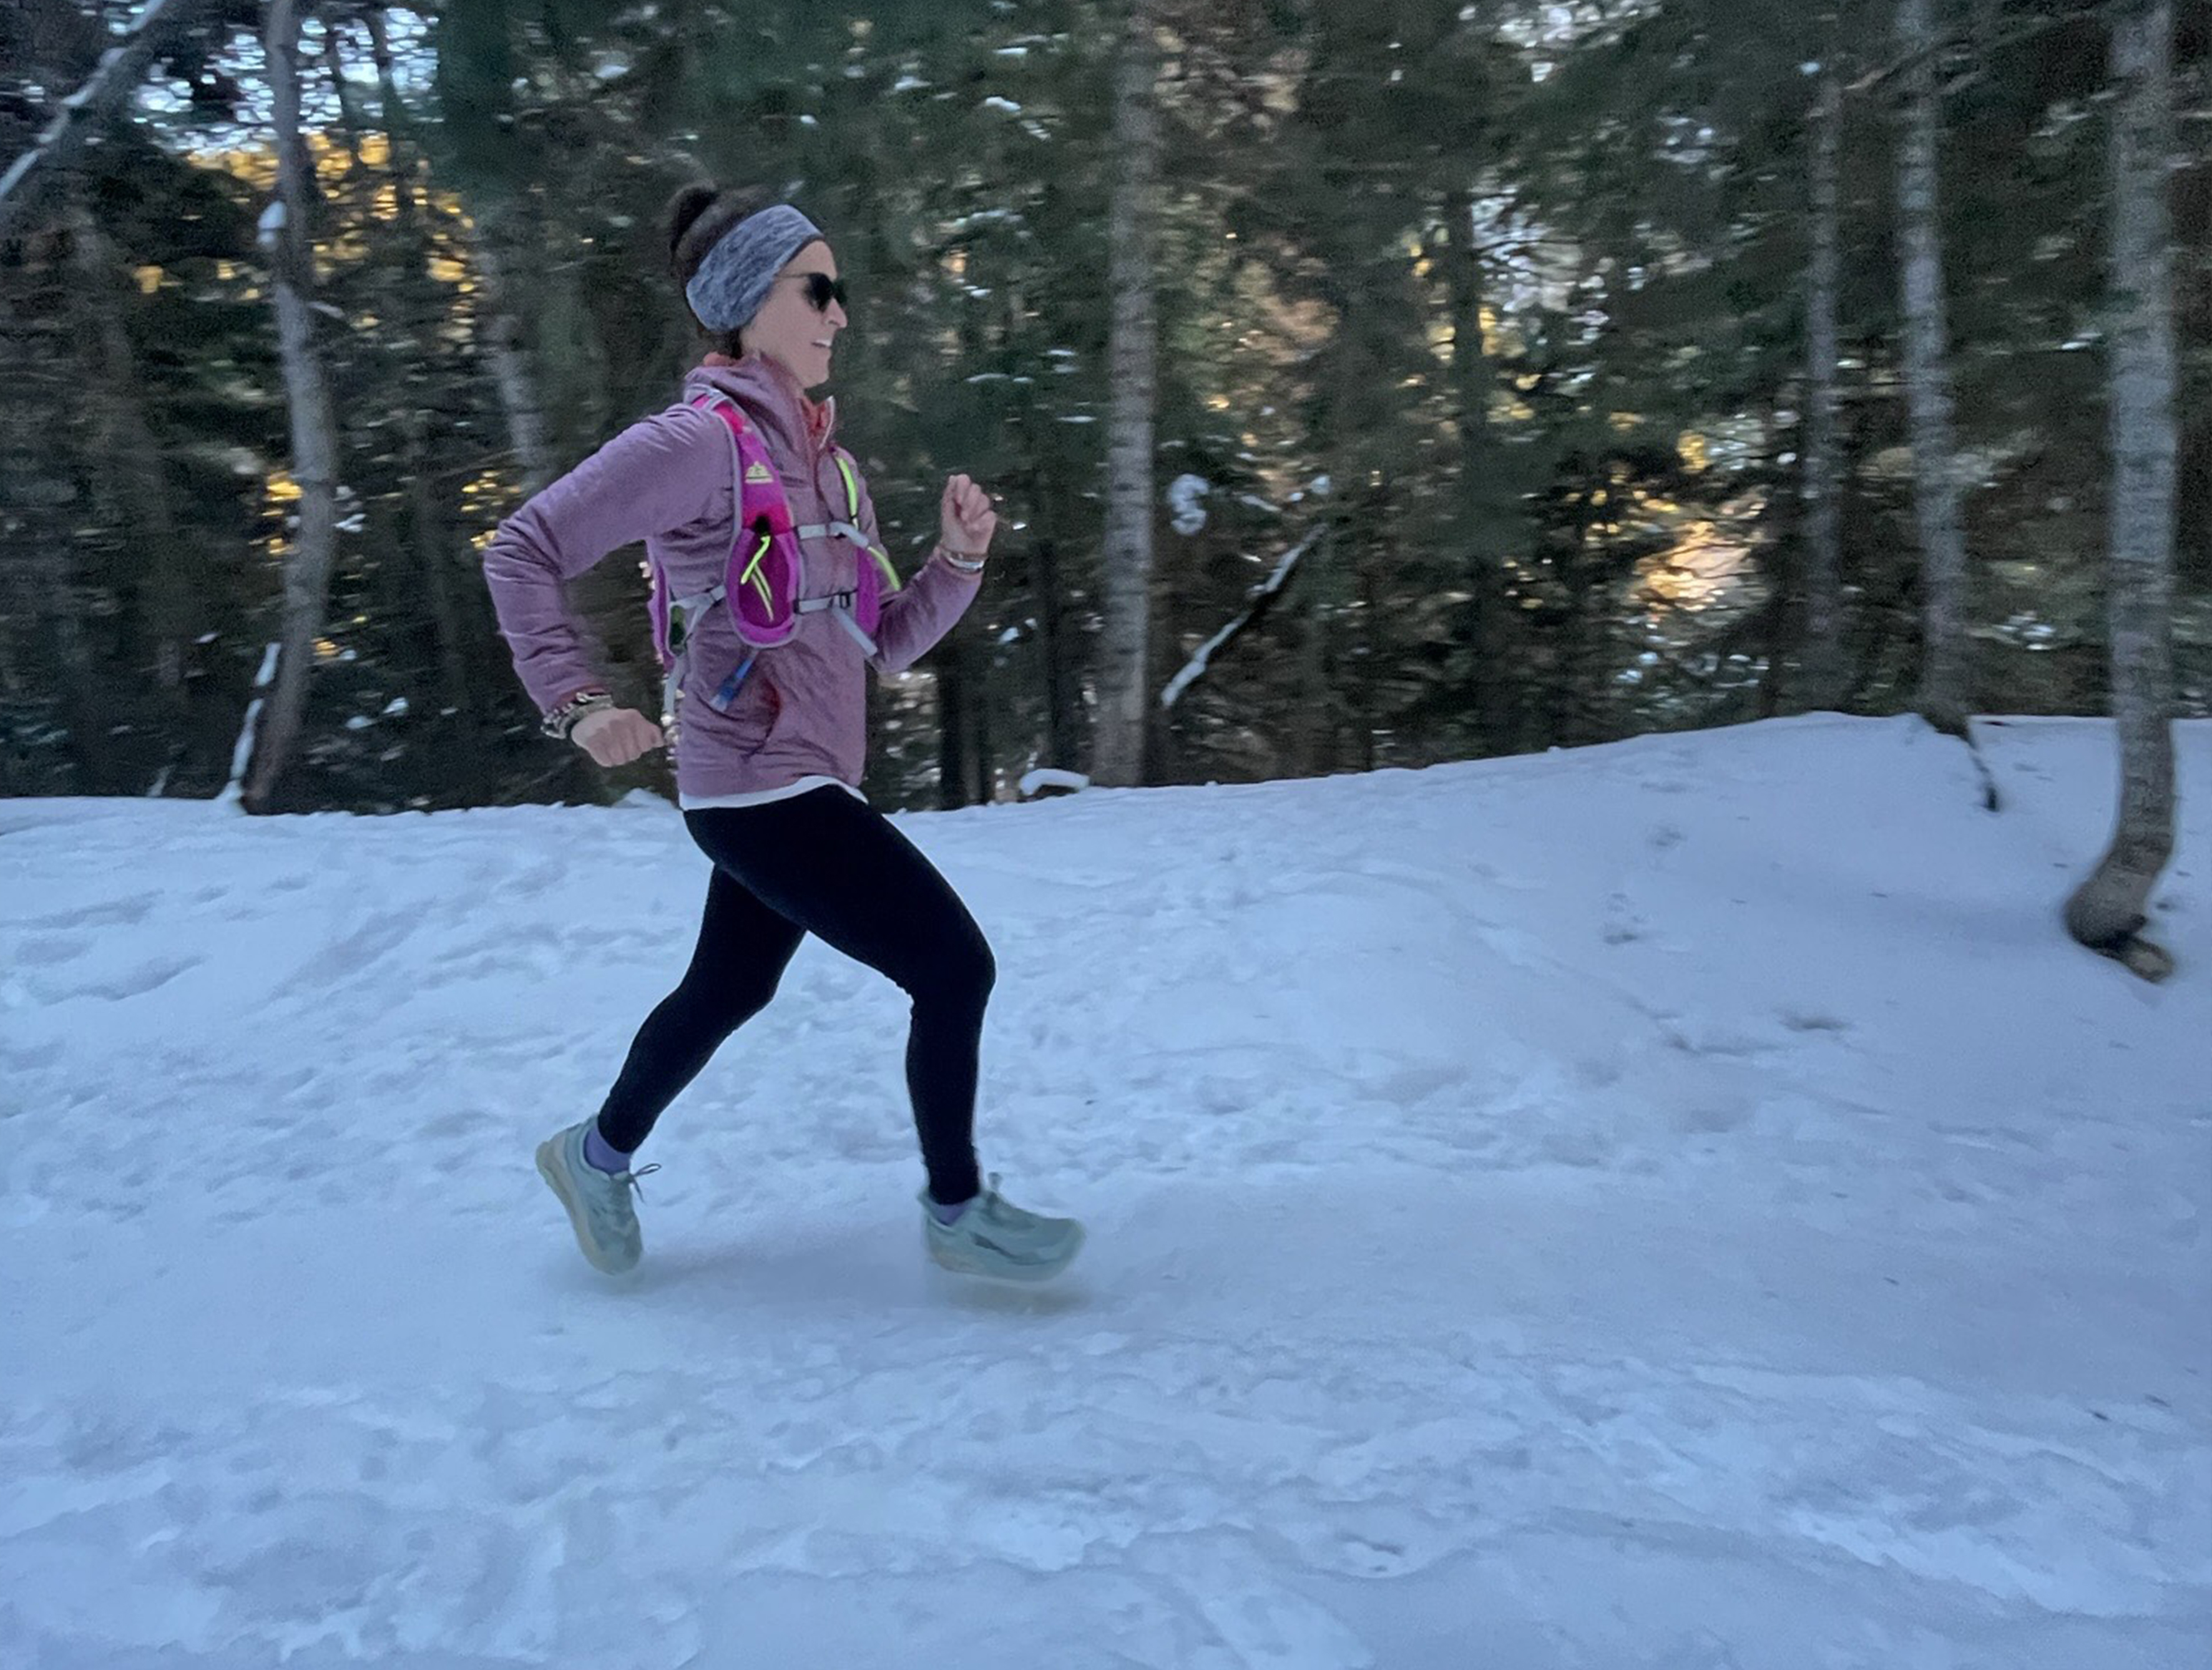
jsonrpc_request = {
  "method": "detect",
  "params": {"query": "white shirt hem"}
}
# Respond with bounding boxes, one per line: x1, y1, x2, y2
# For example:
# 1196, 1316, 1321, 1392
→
678, 776, 866, 812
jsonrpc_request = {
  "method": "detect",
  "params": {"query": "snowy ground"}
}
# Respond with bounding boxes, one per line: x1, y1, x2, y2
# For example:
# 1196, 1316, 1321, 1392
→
1, 715, 2207, 1670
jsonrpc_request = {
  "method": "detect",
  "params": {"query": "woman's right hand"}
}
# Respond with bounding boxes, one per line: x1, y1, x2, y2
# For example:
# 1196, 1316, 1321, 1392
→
571, 706, 665, 766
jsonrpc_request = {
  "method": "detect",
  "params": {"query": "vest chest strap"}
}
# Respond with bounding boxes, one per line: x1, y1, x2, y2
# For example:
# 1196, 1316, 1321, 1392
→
794, 520, 872, 547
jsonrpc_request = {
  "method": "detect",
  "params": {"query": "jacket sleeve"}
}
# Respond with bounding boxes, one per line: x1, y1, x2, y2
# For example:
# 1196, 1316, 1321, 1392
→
853, 469, 983, 676
481, 405, 730, 713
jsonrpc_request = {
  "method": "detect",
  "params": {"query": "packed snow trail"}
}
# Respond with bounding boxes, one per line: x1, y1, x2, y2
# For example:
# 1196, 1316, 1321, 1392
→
2, 716, 2206, 1668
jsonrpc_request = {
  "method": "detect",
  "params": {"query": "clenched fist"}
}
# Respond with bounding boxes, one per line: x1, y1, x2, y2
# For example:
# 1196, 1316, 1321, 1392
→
939, 474, 997, 560
571, 706, 664, 767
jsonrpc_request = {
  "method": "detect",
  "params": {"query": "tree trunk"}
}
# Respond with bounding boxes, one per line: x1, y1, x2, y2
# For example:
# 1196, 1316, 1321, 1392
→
367, 7, 472, 718
403, 406, 472, 715
1028, 525, 1080, 771
1011, 277, 1080, 773
934, 610, 991, 809
1351, 479, 1384, 771
67, 197, 192, 703
469, 207, 557, 496
1022, 398, 1084, 769
1090, 0, 1162, 788
2066, 0, 2178, 981
242, 0, 344, 814
1441, 189, 1507, 753
0, 296, 95, 789
472, 202, 642, 741
1892, 0, 1972, 735
471, 200, 652, 764
1296, 580, 1337, 777
1801, 60, 1848, 711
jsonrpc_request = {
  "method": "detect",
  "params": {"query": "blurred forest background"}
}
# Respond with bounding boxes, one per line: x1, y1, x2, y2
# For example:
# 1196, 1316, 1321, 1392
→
1, 0, 2205, 816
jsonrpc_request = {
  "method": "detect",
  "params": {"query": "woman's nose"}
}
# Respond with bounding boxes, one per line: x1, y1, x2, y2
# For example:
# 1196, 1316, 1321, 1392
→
825, 300, 847, 331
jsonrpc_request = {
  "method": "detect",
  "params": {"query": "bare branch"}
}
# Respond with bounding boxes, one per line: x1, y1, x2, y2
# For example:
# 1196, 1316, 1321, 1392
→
1846, 0, 2125, 100
0, 0, 218, 242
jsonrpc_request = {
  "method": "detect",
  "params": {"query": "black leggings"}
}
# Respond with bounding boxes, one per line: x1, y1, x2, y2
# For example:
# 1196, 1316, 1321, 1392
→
594, 788, 992, 1204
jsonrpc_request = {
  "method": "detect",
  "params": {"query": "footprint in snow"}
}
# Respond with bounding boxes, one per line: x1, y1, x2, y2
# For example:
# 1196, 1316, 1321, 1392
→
1776, 1009, 1853, 1036
1602, 892, 1648, 945
21, 894, 157, 930
25, 955, 203, 1003
1191, 1579, 1376, 1670
11, 933, 92, 967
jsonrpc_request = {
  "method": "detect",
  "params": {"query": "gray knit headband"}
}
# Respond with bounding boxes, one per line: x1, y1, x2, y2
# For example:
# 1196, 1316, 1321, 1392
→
683, 204, 824, 333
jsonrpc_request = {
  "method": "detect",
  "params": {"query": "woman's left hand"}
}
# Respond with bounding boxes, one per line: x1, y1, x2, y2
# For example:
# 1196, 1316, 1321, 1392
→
939, 474, 997, 562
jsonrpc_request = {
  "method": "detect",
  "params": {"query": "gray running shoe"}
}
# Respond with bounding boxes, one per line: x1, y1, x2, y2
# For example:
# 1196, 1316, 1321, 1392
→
921, 1174, 1084, 1283
536, 1120, 658, 1275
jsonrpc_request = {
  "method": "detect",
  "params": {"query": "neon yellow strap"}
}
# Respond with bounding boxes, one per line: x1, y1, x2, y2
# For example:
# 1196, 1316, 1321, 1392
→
833, 452, 899, 592
738, 534, 775, 610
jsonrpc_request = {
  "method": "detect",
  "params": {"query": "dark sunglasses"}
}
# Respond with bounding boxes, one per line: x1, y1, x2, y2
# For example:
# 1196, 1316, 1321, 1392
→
784, 272, 848, 313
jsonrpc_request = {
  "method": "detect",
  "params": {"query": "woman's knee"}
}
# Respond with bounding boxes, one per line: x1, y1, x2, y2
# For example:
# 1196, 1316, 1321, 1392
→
672, 964, 781, 1037
916, 927, 994, 1014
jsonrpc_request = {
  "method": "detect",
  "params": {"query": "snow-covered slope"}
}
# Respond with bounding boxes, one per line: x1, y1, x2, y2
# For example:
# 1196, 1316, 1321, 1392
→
2, 716, 2206, 1669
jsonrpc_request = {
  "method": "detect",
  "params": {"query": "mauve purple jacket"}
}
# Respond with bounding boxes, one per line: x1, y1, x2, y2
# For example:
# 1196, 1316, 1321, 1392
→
481, 353, 981, 799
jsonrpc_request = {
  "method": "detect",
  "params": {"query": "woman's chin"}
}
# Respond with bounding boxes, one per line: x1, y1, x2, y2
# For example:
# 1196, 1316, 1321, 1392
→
760, 348, 831, 390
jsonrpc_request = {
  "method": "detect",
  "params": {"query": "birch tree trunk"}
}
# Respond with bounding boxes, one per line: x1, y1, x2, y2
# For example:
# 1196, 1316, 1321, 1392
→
1090, 0, 1162, 788
240, 0, 343, 814
1801, 60, 1848, 711
470, 200, 646, 743
469, 207, 557, 497
2065, 0, 2178, 981
1892, 0, 1972, 736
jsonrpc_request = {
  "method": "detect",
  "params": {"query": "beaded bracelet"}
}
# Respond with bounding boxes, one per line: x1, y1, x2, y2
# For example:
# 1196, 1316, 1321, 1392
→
540, 689, 613, 741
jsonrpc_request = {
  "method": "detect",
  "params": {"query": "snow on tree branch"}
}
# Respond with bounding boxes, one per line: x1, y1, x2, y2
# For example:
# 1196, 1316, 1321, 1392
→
1160, 530, 1319, 711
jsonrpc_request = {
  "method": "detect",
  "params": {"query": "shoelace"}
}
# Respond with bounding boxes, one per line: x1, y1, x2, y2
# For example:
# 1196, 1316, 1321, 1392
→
607, 1162, 662, 1203
972, 1173, 1043, 1231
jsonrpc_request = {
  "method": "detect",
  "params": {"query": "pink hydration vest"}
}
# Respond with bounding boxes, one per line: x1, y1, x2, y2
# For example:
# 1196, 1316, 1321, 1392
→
648, 394, 901, 720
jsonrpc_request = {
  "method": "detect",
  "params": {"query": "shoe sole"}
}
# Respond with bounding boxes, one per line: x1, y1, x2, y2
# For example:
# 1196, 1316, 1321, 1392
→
536, 1138, 640, 1276
924, 1222, 1085, 1284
